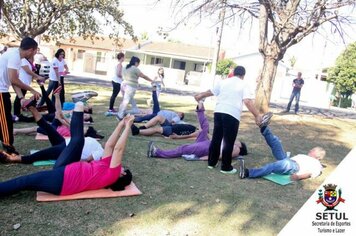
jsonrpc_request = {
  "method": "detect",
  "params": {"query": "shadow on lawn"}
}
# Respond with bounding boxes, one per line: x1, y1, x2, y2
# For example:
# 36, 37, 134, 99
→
0, 91, 354, 235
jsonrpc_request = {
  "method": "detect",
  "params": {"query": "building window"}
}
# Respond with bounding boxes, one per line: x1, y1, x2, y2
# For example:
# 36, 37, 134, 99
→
97, 52, 105, 63
150, 57, 163, 65
77, 49, 85, 59
173, 60, 186, 70
194, 63, 204, 72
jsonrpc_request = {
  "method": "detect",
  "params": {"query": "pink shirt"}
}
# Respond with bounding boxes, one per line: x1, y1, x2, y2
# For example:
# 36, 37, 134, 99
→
56, 126, 71, 137
60, 156, 121, 195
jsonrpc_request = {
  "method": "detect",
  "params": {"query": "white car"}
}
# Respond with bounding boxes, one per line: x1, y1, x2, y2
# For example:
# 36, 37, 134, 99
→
39, 61, 50, 78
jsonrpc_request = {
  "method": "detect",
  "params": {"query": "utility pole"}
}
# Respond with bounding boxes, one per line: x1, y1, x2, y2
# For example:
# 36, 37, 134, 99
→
210, 0, 226, 77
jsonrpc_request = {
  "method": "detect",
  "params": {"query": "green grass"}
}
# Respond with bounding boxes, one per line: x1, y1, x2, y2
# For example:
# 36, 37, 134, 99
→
1, 83, 355, 236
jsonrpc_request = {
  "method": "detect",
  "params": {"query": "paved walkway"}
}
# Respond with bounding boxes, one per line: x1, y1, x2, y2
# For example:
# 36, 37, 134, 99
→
66, 75, 356, 120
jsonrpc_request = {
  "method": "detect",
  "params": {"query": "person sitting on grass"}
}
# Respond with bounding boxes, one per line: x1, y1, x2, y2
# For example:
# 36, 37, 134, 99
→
239, 124, 325, 181
0, 100, 103, 164
0, 104, 134, 197
134, 87, 184, 124
147, 101, 248, 160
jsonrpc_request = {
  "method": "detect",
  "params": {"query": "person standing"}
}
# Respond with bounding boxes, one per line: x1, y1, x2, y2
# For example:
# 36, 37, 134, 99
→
33, 47, 48, 75
108, 52, 125, 113
38, 49, 68, 106
13, 56, 45, 122
117, 56, 153, 120
284, 72, 304, 114
0, 37, 41, 155
194, 66, 266, 174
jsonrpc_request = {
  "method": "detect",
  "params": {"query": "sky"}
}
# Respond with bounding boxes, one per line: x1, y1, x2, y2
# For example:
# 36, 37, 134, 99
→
119, 0, 356, 72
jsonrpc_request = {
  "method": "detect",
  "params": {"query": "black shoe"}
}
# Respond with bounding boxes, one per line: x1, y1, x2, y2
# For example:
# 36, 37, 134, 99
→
18, 114, 35, 122
259, 112, 273, 128
131, 124, 140, 136
85, 127, 104, 140
2, 144, 19, 155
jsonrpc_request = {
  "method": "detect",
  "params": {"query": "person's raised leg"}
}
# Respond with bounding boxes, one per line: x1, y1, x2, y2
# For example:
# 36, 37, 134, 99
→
152, 89, 160, 114
261, 127, 287, 161
195, 102, 209, 143
53, 102, 84, 168
144, 115, 166, 128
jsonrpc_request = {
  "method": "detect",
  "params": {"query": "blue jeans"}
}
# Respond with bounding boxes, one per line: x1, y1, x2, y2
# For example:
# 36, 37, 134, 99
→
286, 90, 301, 112
134, 90, 160, 122
248, 127, 299, 178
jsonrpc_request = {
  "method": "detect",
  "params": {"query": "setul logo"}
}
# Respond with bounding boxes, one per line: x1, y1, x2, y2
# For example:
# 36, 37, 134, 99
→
316, 184, 345, 211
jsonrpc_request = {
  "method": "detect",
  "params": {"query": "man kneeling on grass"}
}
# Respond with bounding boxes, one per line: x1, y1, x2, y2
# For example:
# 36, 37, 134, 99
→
239, 123, 325, 181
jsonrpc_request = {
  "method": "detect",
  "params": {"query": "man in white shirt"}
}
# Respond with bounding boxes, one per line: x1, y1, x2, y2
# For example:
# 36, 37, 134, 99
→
194, 66, 263, 174
0, 37, 41, 155
239, 125, 325, 181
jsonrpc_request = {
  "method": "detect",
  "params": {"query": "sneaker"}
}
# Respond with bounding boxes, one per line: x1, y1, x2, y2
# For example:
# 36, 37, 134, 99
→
116, 113, 124, 121
238, 158, 248, 179
259, 112, 273, 128
147, 141, 156, 158
108, 109, 117, 113
182, 154, 201, 161
220, 168, 238, 175
12, 115, 19, 122
238, 158, 245, 179
208, 163, 218, 169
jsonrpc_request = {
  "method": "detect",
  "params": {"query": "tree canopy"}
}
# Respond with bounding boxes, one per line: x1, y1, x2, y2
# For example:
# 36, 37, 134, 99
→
0, 0, 136, 43
327, 42, 356, 97
216, 59, 236, 76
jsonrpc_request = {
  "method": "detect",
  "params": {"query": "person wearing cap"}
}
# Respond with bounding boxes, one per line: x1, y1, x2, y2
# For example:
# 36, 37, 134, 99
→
147, 101, 248, 160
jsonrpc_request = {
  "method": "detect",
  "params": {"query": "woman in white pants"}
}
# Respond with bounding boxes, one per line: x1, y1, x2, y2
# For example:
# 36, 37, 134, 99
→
117, 56, 153, 119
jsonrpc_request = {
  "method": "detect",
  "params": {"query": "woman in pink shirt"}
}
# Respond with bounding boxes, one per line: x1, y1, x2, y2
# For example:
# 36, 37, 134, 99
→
0, 102, 134, 197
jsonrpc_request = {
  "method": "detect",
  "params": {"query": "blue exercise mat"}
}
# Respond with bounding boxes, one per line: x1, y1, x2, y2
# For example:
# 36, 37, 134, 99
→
262, 173, 293, 185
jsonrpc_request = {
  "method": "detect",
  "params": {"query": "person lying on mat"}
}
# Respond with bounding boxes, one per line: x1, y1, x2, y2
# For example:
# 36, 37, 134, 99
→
238, 123, 325, 181
147, 101, 248, 160
0, 103, 133, 197
1, 101, 103, 163
14, 87, 103, 139
134, 88, 184, 124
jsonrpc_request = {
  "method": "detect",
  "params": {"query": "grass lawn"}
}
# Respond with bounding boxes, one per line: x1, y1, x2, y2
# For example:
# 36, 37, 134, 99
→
1, 82, 355, 236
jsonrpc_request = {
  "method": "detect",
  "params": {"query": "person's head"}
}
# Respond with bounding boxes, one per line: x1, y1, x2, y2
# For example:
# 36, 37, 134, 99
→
297, 72, 302, 78
158, 67, 164, 77
126, 56, 140, 69
232, 141, 248, 157
107, 169, 133, 191
233, 66, 246, 79
117, 52, 125, 62
177, 112, 184, 120
308, 147, 325, 160
55, 49, 65, 60
20, 37, 38, 59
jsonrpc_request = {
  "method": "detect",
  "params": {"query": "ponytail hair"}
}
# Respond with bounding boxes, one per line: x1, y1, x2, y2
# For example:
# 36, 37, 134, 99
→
126, 56, 140, 69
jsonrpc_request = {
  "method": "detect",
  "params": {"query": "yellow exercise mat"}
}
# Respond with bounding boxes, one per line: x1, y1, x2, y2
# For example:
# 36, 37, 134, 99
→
36, 182, 142, 202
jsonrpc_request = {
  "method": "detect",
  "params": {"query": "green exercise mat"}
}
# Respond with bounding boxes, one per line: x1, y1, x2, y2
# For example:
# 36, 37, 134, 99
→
33, 160, 56, 166
262, 173, 293, 185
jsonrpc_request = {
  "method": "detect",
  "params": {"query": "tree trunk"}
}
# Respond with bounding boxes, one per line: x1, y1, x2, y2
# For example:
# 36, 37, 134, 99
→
255, 57, 278, 113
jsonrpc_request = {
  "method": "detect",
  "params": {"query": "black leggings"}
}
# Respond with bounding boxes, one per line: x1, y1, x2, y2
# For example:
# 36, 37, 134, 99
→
21, 117, 66, 164
13, 89, 27, 116
109, 81, 121, 110
208, 113, 239, 171
0, 111, 84, 197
